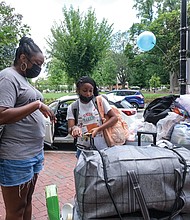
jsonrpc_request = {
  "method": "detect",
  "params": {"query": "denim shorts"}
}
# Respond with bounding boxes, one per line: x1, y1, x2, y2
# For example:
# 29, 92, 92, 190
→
0, 151, 44, 187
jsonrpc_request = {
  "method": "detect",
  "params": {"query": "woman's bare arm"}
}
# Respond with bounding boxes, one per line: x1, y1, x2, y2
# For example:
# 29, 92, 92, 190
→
0, 100, 55, 124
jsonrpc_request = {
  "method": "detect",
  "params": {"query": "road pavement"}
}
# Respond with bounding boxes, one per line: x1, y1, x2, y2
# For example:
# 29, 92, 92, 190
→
137, 108, 144, 119
0, 151, 77, 220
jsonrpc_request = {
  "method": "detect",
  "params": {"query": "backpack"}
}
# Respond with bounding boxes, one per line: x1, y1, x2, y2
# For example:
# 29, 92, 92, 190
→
143, 95, 179, 125
95, 95, 129, 147
70, 96, 129, 147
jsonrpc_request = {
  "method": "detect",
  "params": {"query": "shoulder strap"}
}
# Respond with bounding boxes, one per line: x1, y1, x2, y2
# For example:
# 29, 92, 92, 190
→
127, 170, 151, 220
70, 100, 79, 146
95, 95, 104, 119
71, 100, 79, 125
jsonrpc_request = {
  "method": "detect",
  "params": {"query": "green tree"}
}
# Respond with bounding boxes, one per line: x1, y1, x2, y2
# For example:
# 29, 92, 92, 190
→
93, 51, 117, 88
150, 10, 180, 92
149, 74, 161, 91
133, 0, 180, 22
133, 0, 155, 23
112, 52, 129, 88
111, 31, 131, 88
33, 77, 50, 92
129, 0, 182, 92
47, 6, 113, 83
0, 1, 30, 70
158, 0, 180, 13
47, 58, 71, 91
111, 31, 129, 52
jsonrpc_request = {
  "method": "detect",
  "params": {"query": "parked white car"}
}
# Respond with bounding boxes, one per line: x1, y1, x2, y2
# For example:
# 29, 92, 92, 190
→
44, 95, 138, 148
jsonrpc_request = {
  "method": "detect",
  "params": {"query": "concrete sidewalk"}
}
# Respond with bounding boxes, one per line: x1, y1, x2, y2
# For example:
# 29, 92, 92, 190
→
0, 151, 77, 220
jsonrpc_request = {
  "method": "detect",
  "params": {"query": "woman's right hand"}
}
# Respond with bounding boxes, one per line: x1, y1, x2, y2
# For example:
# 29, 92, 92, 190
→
71, 126, 82, 138
38, 101, 56, 122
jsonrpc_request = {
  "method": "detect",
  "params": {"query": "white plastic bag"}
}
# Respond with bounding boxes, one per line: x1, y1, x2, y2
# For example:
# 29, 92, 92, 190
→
171, 122, 190, 145
138, 121, 157, 142
175, 94, 190, 116
156, 112, 184, 141
128, 119, 144, 141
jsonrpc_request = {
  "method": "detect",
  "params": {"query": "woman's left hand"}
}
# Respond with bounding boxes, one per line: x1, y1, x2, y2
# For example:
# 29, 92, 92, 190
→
89, 127, 100, 138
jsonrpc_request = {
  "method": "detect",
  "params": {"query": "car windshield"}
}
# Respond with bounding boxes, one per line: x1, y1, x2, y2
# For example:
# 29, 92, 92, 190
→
48, 101, 59, 113
120, 100, 133, 108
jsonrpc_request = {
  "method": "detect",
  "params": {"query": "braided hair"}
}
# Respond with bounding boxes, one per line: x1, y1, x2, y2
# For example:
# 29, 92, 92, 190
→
14, 36, 42, 65
76, 76, 99, 96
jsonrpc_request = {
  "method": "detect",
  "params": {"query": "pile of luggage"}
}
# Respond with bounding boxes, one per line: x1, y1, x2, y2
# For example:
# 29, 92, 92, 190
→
142, 94, 190, 145
73, 142, 190, 219
73, 94, 190, 220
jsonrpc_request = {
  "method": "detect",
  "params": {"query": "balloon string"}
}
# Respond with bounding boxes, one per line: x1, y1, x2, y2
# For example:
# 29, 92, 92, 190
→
154, 43, 168, 57
153, 43, 176, 74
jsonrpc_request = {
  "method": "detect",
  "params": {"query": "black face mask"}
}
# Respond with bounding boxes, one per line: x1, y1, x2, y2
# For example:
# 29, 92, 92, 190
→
25, 64, 41, 78
79, 95, 94, 103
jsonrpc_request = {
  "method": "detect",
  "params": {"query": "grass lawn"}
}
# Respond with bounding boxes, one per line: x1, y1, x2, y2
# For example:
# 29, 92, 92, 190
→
43, 92, 75, 104
43, 92, 70, 99
42, 91, 175, 105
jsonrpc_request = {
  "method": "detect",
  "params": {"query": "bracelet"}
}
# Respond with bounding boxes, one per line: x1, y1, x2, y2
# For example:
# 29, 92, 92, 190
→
38, 100, 42, 109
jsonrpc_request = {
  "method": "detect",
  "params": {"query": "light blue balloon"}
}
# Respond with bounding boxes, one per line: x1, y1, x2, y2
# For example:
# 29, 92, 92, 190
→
137, 31, 156, 51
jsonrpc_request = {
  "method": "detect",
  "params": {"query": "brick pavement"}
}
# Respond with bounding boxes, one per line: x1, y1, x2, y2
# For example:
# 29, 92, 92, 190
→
0, 151, 77, 220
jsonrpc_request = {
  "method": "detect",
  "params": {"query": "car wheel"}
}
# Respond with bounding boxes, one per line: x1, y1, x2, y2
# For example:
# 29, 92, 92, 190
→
131, 102, 138, 110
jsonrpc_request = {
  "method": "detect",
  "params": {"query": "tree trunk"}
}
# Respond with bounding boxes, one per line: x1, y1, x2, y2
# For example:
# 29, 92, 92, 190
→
122, 83, 125, 89
169, 71, 179, 93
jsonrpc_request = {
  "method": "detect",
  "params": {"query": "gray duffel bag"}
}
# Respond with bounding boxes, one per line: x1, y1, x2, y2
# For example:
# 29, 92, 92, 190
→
74, 143, 190, 220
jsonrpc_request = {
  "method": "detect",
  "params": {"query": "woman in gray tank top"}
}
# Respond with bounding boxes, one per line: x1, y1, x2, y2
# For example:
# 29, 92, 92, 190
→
0, 36, 55, 220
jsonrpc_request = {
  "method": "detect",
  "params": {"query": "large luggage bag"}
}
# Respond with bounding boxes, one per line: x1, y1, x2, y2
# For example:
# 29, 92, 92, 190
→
74, 143, 190, 220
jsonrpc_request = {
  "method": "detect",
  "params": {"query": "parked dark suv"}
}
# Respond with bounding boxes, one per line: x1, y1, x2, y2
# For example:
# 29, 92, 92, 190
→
106, 89, 145, 109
